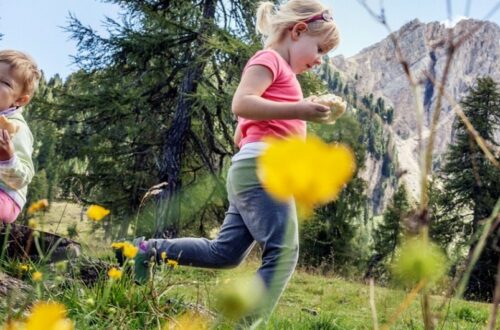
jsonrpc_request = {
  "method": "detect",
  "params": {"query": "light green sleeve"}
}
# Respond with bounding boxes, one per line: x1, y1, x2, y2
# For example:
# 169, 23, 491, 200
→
0, 119, 35, 189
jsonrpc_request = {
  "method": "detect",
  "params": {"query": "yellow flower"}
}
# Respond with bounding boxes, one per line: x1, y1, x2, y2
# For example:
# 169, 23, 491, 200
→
86, 205, 110, 222
27, 199, 49, 215
26, 301, 74, 330
19, 264, 30, 272
28, 219, 38, 230
107, 267, 122, 280
163, 312, 209, 330
161, 252, 167, 261
122, 243, 138, 259
166, 259, 178, 269
3, 320, 25, 330
111, 242, 138, 259
257, 135, 356, 216
111, 242, 126, 250
32, 271, 43, 282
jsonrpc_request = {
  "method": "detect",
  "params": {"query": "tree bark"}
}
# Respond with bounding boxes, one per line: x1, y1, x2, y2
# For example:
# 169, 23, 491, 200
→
155, 0, 218, 237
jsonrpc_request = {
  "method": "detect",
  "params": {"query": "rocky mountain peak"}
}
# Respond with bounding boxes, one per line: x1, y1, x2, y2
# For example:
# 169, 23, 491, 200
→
330, 18, 500, 206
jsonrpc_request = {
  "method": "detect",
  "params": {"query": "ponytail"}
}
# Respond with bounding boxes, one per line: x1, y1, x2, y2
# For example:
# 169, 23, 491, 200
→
256, 2, 275, 37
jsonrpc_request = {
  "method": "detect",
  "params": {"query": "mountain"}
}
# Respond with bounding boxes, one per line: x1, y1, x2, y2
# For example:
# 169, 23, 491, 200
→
329, 18, 500, 211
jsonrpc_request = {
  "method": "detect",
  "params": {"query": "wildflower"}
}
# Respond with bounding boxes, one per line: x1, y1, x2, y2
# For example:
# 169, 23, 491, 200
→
122, 243, 138, 259
3, 320, 25, 330
86, 205, 110, 222
215, 275, 265, 320
85, 298, 95, 306
111, 242, 126, 250
166, 259, 179, 269
111, 242, 138, 259
28, 219, 38, 230
27, 199, 49, 215
25, 301, 74, 330
19, 264, 30, 272
161, 252, 167, 262
164, 311, 209, 330
32, 271, 43, 282
257, 135, 356, 216
392, 238, 448, 287
55, 261, 67, 273
107, 267, 122, 280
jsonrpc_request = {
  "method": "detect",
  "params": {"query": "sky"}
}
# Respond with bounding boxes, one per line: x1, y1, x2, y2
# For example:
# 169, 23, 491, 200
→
0, 0, 499, 79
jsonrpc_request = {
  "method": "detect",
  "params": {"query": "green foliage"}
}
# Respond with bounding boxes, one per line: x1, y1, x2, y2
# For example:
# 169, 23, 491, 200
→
300, 115, 368, 273
439, 77, 500, 301
366, 184, 411, 279
31, 0, 263, 235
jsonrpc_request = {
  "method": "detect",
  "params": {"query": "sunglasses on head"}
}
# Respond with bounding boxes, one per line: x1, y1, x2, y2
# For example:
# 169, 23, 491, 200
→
289, 10, 333, 30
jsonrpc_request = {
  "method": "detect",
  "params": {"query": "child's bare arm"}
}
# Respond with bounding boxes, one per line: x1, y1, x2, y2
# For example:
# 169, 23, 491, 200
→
233, 124, 242, 148
232, 65, 330, 123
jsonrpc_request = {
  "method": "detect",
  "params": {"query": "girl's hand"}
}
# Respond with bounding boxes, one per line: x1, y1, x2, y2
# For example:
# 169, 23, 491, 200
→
0, 129, 15, 161
294, 99, 331, 123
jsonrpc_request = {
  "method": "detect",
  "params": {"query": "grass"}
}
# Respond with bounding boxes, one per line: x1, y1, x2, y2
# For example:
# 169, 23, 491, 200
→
0, 203, 497, 329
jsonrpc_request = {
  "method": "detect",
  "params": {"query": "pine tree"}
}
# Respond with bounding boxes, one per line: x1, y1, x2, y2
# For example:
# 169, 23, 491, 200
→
54, 0, 262, 236
300, 115, 368, 272
366, 184, 410, 279
441, 77, 500, 301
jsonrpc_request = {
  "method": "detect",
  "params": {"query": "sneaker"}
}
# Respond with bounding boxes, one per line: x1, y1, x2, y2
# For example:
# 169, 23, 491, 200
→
114, 237, 157, 284
133, 237, 158, 284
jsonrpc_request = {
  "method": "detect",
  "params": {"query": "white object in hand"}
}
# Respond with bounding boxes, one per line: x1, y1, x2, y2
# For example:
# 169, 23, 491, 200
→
0, 115, 20, 136
314, 94, 347, 124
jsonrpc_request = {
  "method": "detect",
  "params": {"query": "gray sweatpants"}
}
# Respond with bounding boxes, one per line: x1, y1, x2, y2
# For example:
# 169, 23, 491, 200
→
147, 157, 299, 321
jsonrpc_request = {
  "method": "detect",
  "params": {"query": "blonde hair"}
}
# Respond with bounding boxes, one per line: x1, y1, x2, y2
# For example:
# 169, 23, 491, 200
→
256, 0, 340, 51
0, 50, 41, 97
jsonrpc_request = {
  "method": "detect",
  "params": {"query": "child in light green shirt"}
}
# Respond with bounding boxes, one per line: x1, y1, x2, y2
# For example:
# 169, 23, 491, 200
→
0, 50, 40, 223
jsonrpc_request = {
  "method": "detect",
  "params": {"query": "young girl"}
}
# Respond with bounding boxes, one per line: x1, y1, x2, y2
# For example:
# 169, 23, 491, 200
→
0, 50, 39, 223
132, 0, 340, 321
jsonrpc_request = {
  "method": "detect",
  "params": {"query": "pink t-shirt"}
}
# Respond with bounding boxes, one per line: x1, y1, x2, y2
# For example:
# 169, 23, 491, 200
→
238, 49, 306, 148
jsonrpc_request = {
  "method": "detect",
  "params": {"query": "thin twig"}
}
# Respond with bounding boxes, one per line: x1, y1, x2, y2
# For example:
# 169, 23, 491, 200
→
381, 279, 428, 330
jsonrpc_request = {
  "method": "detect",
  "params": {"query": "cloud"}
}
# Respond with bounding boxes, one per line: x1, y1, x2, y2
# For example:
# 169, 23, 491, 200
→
441, 15, 469, 28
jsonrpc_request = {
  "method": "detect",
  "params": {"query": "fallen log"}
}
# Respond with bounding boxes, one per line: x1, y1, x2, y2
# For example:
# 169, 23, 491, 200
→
0, 223, 81, 263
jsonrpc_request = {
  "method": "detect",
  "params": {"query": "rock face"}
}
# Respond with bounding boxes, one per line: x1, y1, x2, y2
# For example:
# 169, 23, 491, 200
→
331, 19, 500, 201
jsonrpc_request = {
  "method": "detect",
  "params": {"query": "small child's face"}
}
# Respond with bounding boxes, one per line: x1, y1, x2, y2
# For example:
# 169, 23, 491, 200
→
0, 62, 28, 111
289, 31, 327, 74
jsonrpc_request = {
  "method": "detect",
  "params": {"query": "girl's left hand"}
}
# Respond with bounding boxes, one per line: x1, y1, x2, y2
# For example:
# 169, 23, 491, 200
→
0, 129, 15, 161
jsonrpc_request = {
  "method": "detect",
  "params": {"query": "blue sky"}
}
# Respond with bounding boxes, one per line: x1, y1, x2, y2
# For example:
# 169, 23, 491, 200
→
0, 0, 499, 79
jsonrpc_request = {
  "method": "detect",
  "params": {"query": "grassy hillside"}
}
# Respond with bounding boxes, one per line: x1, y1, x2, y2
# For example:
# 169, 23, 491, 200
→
0, 202, 496, 329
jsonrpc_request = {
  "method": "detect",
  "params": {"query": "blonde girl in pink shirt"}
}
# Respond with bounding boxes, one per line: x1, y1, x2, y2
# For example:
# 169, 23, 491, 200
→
130, 0, 340, 324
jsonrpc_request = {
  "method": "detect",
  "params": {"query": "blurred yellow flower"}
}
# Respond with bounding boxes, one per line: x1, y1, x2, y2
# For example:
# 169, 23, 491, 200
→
111, 242, 126, 249
161, 252, 167, 261
86, 205, 110, 222
108, 267, 122, 280
111, 242, 138, 259
28, 219, 38, 230
27, 199, 49, 215
123, 244, 138, 259
166, 259, 179, 269
257, 135, 356, 216
26, 301, 74, 330
19, 264, 30, 272
32, 271, 43, 282
2, 320, 25, 330
163, 312, 209, 330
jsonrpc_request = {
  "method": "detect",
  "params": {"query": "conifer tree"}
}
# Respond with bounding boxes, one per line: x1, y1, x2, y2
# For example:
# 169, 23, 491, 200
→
441, 77, 500, 301
369, 184, 410, 276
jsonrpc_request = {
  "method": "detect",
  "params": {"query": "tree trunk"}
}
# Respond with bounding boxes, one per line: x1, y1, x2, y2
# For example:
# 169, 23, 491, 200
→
155, 0, 217, 237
